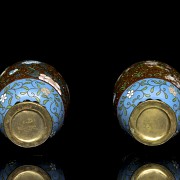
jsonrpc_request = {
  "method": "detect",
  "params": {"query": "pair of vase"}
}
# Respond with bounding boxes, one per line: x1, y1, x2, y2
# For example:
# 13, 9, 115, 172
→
1, 60, 180, 148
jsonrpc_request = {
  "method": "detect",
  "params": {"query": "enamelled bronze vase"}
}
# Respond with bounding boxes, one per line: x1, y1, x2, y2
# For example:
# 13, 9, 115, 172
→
0, 60, 70, 148
113, 60, 180, 146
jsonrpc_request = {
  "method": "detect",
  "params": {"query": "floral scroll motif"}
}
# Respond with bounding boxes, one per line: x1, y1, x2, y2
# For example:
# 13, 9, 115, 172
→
0, 93, 7, 103
38, 74, 62, 95
127, 90, 134, 99
0, 78, 64, 136
114, 61, 180, 111
117, 78, 180, 133
0, 60, 70, 117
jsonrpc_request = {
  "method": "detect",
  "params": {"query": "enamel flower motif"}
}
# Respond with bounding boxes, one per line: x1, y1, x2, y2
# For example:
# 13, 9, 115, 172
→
50, 131, 56, 137
144, 61, 158, 66
165, 75, 180, 89
39, 74, 62, 95
169, 86, 177, 96
41, 88, 51, 96
127, 90, 134, 98
172, 160, 179, 169
50, 163, 56, 171
0, 93, 7, 103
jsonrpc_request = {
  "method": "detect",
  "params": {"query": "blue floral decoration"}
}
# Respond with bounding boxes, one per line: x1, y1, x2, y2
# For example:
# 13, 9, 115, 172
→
117, 78, 180, 134
0, 78, 64, 136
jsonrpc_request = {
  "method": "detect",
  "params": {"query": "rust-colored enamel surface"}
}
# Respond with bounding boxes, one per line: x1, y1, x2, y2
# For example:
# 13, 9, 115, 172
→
0, 61, 70, 113
114, 60, 180, 110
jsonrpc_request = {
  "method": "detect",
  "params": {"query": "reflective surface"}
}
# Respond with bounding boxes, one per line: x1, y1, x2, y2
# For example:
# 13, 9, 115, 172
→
132, 163, 174, 180
8, 165, 51, 180
0, 156, 65, 180
1, 45, 180, 179
117, 152, 180, 179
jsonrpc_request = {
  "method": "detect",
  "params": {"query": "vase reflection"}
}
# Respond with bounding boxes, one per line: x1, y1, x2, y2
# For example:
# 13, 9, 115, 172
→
117, 155, 180, 179
0, 157, 65, 180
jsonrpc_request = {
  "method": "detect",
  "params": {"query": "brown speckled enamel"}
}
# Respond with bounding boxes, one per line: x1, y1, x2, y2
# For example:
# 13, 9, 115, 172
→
0, 61, 70, 114
113, 60, 180, 111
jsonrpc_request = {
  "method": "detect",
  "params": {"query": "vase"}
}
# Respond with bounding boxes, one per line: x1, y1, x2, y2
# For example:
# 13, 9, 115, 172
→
0, 60, 70, 148
113, 60, 180, 146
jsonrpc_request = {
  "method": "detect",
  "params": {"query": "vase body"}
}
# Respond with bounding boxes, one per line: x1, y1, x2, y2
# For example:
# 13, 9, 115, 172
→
114, 60, 180, 145
0, 60, 70, 147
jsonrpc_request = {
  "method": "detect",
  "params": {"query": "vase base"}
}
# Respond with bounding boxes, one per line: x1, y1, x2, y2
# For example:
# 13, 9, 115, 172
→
4, 102, 53, 148
129, 100, 177, 146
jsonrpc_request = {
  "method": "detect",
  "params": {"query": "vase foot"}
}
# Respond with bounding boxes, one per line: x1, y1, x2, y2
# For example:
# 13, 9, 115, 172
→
129, 100, 177, 146
4, 102, 52, 148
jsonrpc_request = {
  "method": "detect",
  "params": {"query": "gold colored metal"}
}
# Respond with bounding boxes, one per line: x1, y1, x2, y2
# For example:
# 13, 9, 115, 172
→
131, 163, 175, 180
4, 102, 53, 148
8, 165, 51, 180
129, 100, 177, 146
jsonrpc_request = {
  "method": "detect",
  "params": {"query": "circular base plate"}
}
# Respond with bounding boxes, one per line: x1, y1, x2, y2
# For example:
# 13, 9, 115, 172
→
4, 102, 52, 148
131, 163, 175, 180
8, 165, 51, 180
129, 100, 177, 146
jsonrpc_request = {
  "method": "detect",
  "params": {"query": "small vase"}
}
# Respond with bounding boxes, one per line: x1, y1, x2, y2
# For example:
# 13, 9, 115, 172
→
113, 60, 180, 146
0, 60, 70, 148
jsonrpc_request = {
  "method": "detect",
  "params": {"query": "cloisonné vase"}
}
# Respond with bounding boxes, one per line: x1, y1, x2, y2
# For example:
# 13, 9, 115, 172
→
0, 60, 70, 148
113, 60, 180, 146
0, 160, 65, 179
118, 157, 180, 179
